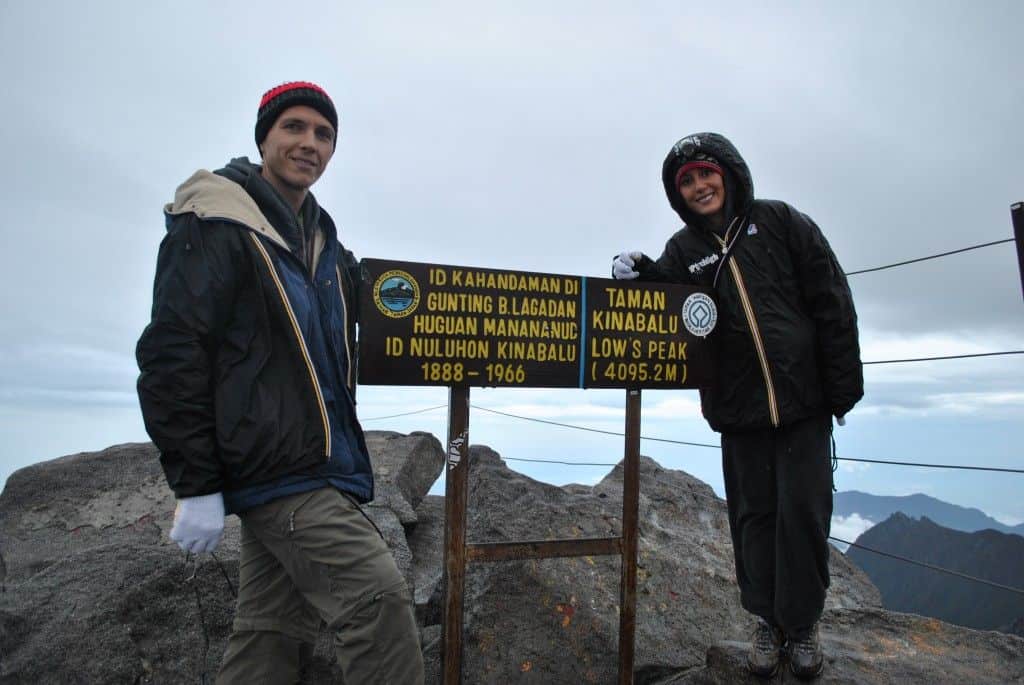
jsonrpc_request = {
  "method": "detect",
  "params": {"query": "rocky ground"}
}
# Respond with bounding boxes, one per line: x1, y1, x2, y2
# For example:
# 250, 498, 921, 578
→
1, 434, 1021, 683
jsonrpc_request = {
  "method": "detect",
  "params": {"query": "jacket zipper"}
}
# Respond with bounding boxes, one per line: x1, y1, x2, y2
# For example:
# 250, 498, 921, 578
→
248, 233, 332, 458
715, 228, 780, 427
335, 265, 353, 391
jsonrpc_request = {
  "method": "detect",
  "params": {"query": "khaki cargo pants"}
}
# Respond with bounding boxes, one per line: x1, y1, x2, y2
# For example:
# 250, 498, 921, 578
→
216, 487, 424, 684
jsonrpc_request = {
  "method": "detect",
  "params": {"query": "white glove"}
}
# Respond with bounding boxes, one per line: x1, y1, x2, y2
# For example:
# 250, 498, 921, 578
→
170, 493, 225, 554
836, 415, 846, 426
613, 251, 642, 280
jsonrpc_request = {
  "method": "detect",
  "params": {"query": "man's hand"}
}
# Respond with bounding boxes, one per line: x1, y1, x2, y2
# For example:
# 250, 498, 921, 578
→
612, 251, 642, 280
836, 415, 846, 426
170, 493, 225, 553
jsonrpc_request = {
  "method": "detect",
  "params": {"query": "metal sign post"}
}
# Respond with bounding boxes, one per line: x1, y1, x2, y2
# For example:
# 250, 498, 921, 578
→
617, 388, 642, 684
442, 385, 470, 684
1012, 202, 1024, 303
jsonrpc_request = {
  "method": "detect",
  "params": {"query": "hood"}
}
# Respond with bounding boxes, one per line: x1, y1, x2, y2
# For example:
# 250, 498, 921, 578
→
661, 132, 754, 231
164, 164, 279, 243
164, 157, 328, 261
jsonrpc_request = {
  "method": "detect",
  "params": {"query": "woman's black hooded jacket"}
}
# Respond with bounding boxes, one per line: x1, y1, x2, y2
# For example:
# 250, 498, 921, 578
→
633, 133, 863, 433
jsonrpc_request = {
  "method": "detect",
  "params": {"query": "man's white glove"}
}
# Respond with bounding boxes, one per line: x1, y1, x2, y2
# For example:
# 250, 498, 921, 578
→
836, 415, 846, 427
612, 251, 642, 280
170, 493, 225, 554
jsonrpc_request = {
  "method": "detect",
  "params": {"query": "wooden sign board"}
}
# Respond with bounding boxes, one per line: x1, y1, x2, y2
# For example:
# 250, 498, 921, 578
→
358, 258, 717, 389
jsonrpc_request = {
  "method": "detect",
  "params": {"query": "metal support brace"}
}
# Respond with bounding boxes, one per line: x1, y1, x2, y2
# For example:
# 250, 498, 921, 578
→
441, 387, 642, 684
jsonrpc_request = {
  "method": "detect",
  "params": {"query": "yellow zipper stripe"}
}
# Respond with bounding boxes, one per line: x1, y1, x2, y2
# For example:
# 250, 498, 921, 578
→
248, 234, 332, 456
335, 265, 353, 390
727, 259, 780, 427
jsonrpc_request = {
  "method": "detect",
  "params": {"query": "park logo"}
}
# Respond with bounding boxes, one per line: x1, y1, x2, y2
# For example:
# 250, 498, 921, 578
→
373, 270, 420, 318
681, 292, 717, 337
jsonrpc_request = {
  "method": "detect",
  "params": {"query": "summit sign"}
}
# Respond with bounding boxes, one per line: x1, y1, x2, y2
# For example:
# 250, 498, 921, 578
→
359, 259, 717, 389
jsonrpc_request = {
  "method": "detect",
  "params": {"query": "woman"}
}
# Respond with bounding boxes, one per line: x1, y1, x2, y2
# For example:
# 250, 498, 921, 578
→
613, 132, 862, 679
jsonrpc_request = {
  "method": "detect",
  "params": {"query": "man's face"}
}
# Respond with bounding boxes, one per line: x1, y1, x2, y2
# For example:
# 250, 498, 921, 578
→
259, 105, 336, 194
677, 167, 725, 218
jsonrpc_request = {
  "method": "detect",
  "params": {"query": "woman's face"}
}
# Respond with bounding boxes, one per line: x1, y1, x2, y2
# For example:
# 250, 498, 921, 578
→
677, 167, 726, 219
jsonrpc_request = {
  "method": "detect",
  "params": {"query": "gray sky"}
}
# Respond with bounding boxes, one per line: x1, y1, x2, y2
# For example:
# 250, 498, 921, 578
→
2, 1, 1023, 532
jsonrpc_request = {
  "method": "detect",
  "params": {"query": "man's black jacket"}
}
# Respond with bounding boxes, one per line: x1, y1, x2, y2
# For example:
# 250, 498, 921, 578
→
136, 160, 372, 502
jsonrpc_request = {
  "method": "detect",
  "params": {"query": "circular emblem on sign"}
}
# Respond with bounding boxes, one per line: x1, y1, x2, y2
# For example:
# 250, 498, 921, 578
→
682, 292, 717, 337
373, 270, 420, 318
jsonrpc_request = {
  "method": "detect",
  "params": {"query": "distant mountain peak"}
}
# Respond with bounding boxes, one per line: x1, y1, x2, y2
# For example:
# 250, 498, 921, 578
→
847, 514, 1024, 636
834, 490, 1022, 537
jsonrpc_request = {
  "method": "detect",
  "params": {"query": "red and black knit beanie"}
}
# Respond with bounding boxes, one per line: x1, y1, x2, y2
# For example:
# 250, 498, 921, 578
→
255, 81, 338, 150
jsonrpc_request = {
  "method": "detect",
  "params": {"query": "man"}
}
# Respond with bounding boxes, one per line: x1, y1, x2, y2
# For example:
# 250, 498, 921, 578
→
613, 132, 862, 679
137, 81, 424, 684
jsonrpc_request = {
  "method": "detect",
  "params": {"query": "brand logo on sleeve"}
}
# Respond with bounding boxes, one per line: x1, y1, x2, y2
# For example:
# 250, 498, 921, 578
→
373, 270, 420, 318
687, 253, 719, 275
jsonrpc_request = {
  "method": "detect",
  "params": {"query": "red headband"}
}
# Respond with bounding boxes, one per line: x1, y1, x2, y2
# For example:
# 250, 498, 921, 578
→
675, 160, 723, 189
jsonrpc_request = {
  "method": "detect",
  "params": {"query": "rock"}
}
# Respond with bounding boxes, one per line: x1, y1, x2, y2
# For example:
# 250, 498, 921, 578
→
427, 446, 881, 683
3, 436, 1021, 684
0, 433, 444, 683
0, 443, 183, 586
364, 430, 445, 592
364, 430, 446, 525
421, 624, 443, 685
0, 543, 237, 683
406, 494, 446, 623
364, 502, 415, 591
656, 608, 1024, 684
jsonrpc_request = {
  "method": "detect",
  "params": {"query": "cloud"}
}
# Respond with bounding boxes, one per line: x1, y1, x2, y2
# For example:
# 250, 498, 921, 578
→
830, 514, 875, 550
0, 342, 139, 409
640, 396, 705, 420
0, 388, 138, 409
857, 390, 1024, 419
837, 459, 873, 475
854, 328, 1024, 419
861, 331, 1024, 374
2, 2, 1024, 527
991, 513, 1023, 527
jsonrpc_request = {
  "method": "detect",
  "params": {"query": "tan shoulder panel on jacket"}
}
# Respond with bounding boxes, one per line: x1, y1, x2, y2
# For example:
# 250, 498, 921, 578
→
163, 170, 287, 249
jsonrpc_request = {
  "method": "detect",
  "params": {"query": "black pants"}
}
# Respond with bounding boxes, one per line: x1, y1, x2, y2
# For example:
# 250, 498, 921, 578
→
722, 414, 833, 640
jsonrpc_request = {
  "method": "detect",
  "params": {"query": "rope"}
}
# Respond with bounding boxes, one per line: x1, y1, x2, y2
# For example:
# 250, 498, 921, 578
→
863, 350, 1024, 365
472, 405, 721, 448
361, 404, 448, 421
831, 537, 1024, 596
210, 552, 237, 598
845, 238, 1015, 276
834, 457, 1023, 474
358, 402, 1024, 473
471, 405, 1024, 474
505, 456, 618, 467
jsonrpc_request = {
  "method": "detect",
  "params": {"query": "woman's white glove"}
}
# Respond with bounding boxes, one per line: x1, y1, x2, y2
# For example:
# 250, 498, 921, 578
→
612, 251, 642, 280
170, 493, 225, 554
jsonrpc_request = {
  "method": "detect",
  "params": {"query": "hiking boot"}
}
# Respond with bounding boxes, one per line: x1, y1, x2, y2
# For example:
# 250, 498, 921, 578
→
787, 622, 824, 679
747, 618, 783, 677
